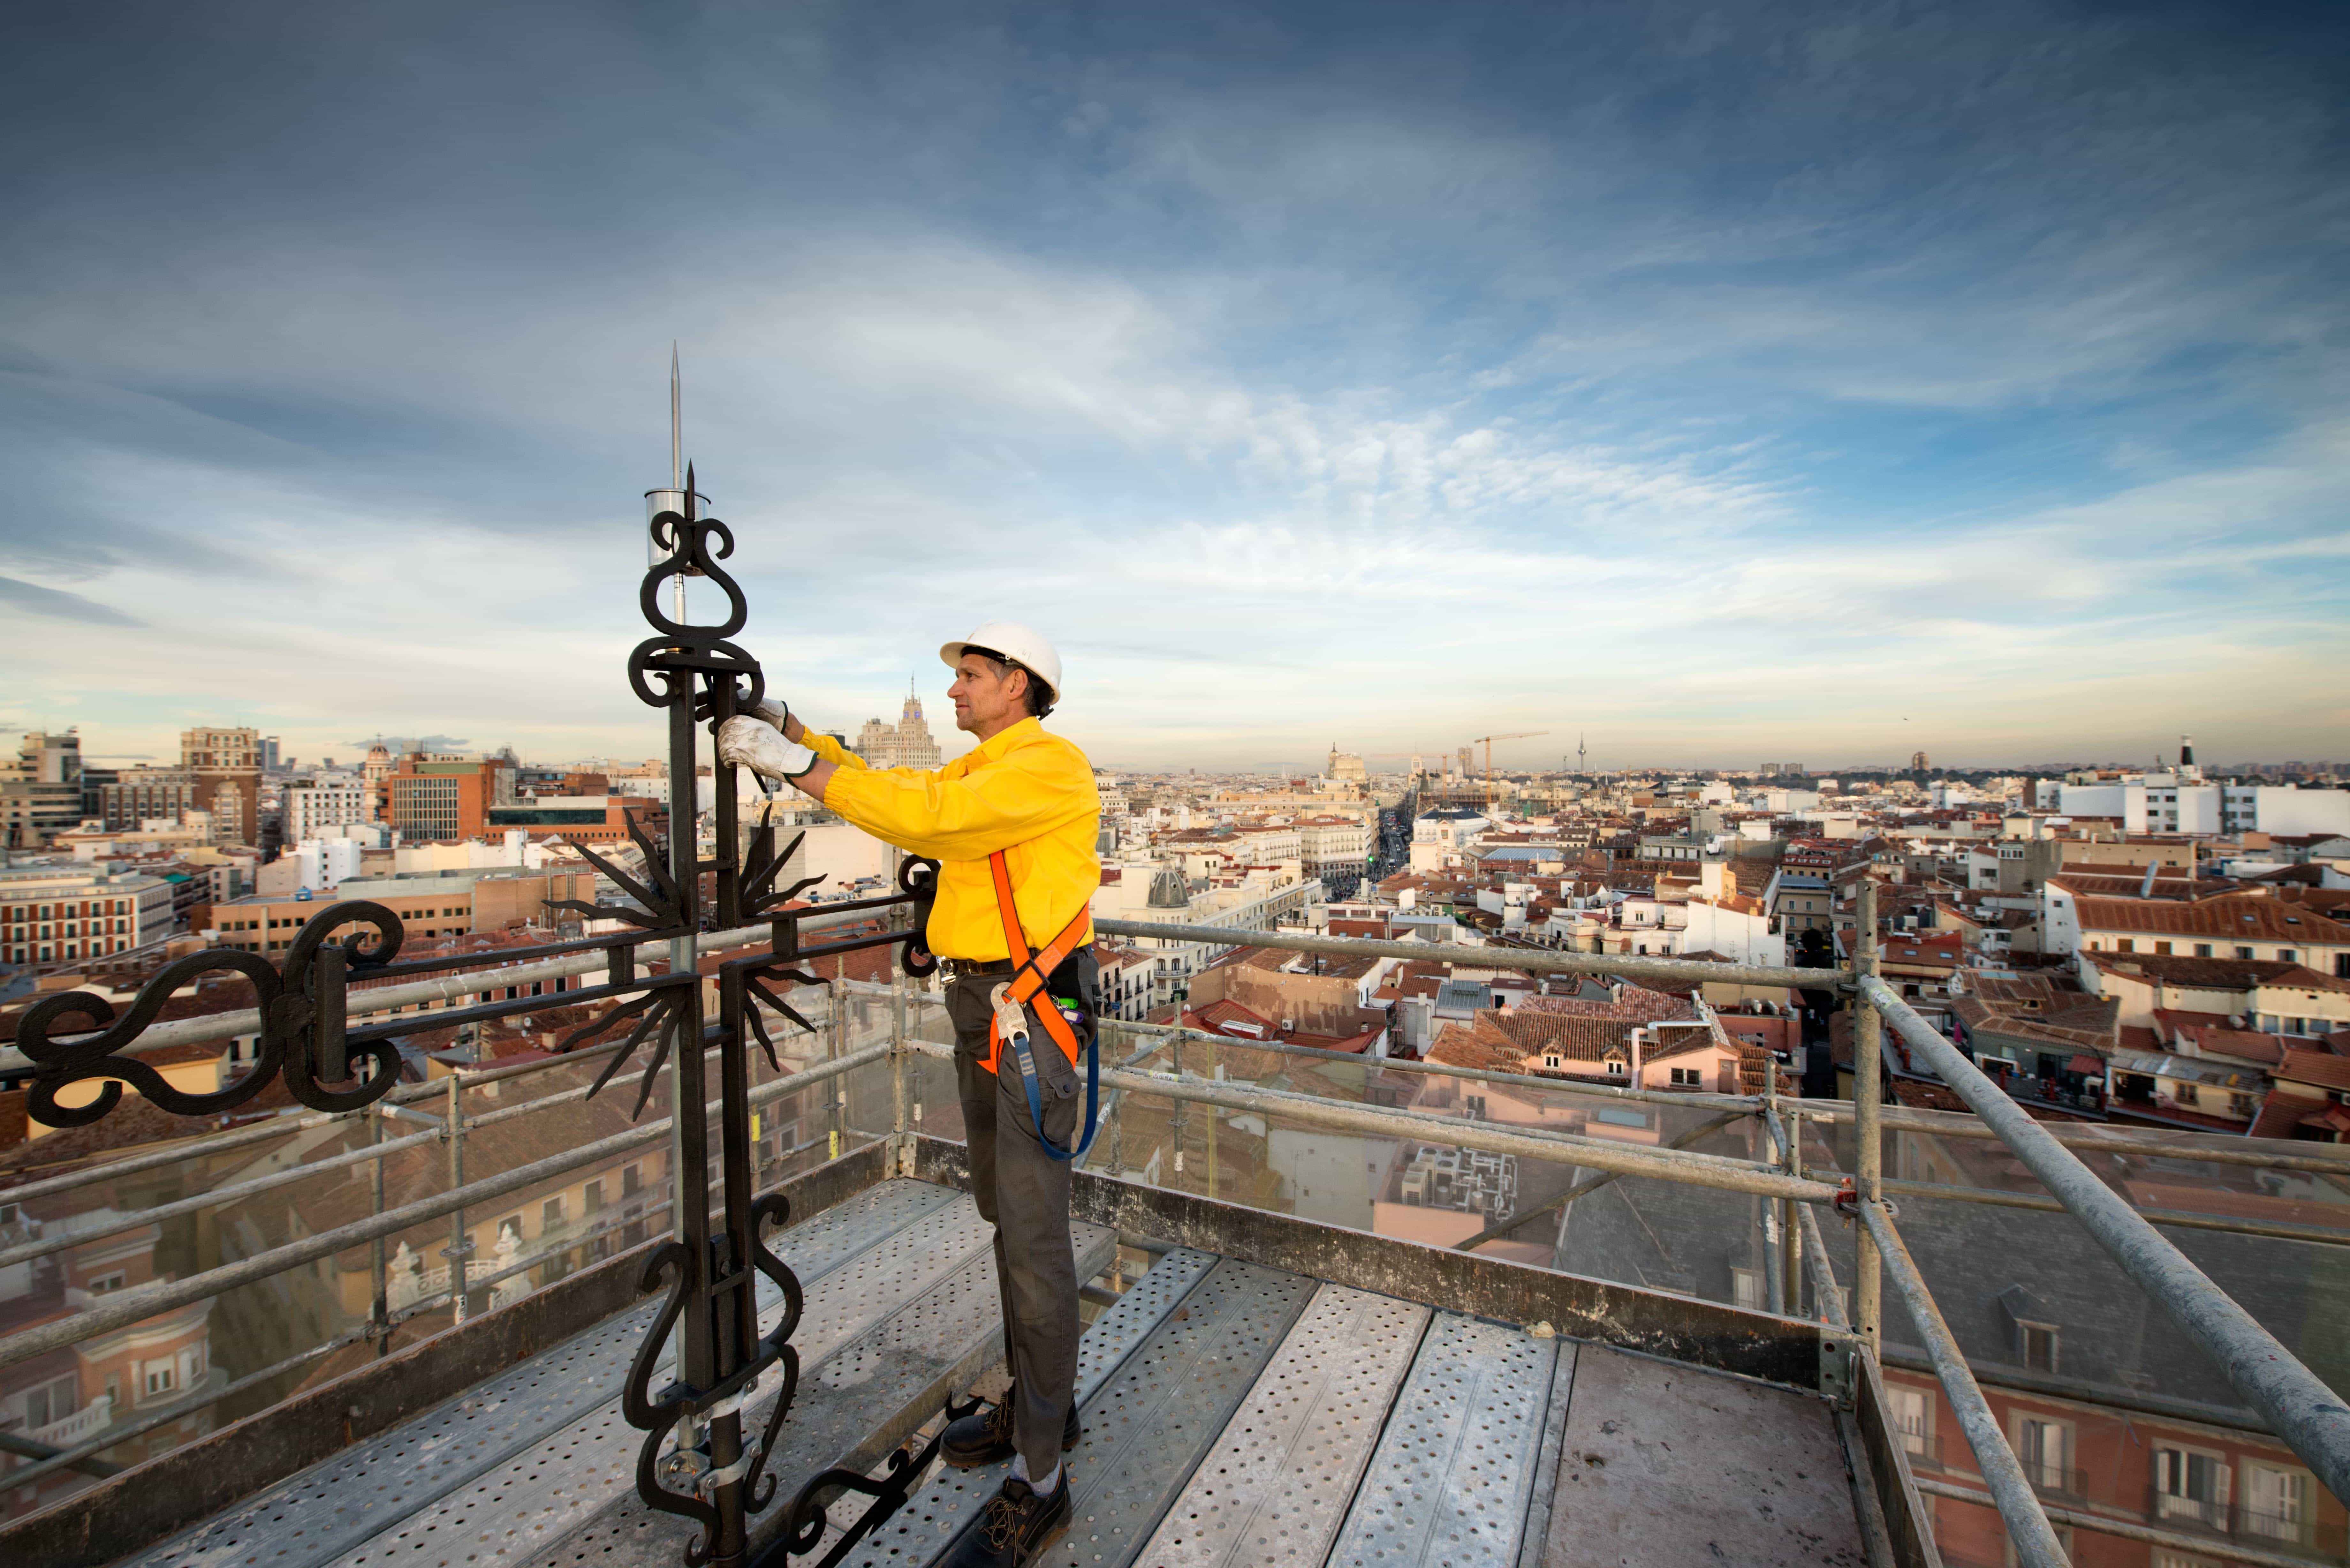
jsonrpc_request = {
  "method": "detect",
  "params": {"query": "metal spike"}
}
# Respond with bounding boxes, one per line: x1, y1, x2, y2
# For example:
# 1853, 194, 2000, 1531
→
671, 343, 681, 491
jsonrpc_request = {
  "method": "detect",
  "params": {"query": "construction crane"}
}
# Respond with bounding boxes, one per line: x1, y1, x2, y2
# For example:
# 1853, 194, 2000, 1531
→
1468, 731, 1548, 799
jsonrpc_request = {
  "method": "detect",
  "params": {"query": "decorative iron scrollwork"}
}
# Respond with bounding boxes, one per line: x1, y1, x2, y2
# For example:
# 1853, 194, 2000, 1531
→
778, 1391, 985, 1568
17, 949, 289, 1127
15, 458, 953, 1568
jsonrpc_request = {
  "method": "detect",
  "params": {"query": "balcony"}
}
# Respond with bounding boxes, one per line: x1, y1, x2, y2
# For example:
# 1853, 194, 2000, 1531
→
21, 1395, 113, 1451
2146, 1487, 2349, 1561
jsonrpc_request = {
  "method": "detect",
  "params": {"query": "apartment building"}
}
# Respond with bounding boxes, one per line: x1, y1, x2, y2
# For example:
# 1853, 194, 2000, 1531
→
0, 865, 178, 967
2058, 892, 2350, 977
281, 777, 374, 842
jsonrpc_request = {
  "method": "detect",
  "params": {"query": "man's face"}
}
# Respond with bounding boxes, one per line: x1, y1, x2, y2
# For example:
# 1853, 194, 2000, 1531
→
948, 653, 1027, 735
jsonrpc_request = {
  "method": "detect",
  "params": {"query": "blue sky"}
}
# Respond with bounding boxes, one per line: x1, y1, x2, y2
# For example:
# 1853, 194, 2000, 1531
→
3, 0, 2346, 773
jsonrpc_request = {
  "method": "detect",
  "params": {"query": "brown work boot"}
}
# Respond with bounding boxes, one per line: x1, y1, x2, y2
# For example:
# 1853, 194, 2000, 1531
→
944, 1474, 1073, 1567
940, 1389, 1080, 1468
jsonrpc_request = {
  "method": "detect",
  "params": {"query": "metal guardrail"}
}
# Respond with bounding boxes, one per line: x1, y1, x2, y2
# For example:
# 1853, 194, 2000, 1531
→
0, 901, 905, 1077
9, 923, 2348, 1564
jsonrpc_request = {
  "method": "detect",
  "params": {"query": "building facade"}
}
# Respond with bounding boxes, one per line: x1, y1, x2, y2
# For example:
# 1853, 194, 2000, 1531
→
1, 731, 86, 848
0, 864, 177, 967
281, 777, 375, 843
178, 726, 263, 847
384, 754, 517, 843
850, 692, 945, 771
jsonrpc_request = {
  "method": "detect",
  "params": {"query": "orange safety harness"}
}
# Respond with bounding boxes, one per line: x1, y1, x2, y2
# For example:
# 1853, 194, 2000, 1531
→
980, 848, 1098, 1161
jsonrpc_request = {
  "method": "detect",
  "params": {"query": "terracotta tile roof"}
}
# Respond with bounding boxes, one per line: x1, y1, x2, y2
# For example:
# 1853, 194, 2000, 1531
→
2074, 894, 2350, 945
1515, 985, 1696, 1024
2276, 1048, 2350, 1094
2076, 951, 2306, 989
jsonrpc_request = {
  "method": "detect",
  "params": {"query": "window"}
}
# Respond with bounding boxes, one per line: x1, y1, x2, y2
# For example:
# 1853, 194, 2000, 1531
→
1730, 1267, 1765, 1311
1670, 1067, 1702, 1086
2278, 948, 2297, 963
2022, 1323, 2058, 1372
2156, 941, 2172, 955
2175, 1082, 2200, 1108
1604, 1058, 1627, 1077
620, 1163, 642, 1197
2014, 1413, 2072, 1492
542, 1196, 566, 1229
1465, 1094, 1488, 1119
2236, 946, 2255, 960
2242, 1463, 2312, 1544
88, 1270, 126, 1294
143, 1359, 178, 1399
2195, 944, 2213, 958
2154, 1445, 2229, 1527
583, 1179, 605, 1214
21, 1373, 76, 1429
2118, 939, 2135, 953
1885, 1384, 1932, 1457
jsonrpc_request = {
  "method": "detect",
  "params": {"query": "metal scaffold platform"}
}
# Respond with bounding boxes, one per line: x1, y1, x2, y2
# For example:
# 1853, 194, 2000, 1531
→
104, 1178, 1870, 1568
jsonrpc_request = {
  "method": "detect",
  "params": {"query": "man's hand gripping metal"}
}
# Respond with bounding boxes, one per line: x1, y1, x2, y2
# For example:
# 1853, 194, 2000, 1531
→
716, 698, 818, 783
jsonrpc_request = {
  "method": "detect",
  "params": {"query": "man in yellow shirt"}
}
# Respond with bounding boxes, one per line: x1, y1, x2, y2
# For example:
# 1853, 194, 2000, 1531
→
716, 621, 1098, 1568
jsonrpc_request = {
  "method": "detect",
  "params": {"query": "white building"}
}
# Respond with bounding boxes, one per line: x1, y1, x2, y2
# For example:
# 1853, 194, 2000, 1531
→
2037, 777, 2350, 838
282, 777, 375, 843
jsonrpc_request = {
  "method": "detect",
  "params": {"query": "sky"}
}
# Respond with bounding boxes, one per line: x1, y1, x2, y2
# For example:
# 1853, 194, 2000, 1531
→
3, 0, 2347, 776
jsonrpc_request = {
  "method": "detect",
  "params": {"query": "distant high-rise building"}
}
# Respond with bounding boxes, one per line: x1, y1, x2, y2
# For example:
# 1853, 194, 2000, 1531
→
852, 688, 945, 770
180, 725, 264, 847
1909, 750, 1931, 774
92, 766, 201, 832
0, 730, 86, 848
363, 742, 394, 821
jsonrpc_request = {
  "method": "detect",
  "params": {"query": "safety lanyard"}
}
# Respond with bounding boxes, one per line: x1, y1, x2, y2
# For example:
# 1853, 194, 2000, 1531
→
984, 849, 1098, 1162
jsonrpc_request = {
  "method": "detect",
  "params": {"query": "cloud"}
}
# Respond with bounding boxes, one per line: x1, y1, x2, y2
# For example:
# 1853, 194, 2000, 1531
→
0, 1, 2345, 770
0, 574, 143, 626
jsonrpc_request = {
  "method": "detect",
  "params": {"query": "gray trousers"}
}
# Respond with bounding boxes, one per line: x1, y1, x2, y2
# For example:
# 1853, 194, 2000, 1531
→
945, 973, 1084, 1477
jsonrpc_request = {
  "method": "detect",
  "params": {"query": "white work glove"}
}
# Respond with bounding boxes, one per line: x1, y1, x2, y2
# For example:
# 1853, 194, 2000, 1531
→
716, 715, 819, 780
747, 695, 789, 731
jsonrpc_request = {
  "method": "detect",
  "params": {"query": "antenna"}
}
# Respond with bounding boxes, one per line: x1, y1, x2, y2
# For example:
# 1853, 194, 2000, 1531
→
670, 343, 682, 491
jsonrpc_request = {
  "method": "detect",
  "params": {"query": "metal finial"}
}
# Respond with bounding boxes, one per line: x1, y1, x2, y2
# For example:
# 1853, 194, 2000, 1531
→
670, 344, 681, 491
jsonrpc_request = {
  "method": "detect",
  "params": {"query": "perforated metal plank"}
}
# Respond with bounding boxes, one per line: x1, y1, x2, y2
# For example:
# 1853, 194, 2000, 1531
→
831, 1245, 1223, 1568
122, 1180, 958, 1568
1137, 1282, 1431, 1568
862, 1258, 1318, 1568
526, 1222, 1121, 1568
1325, 1314, 1560, 1568
324, 1190, 999, 1568
1536, 1346, 1866, 1568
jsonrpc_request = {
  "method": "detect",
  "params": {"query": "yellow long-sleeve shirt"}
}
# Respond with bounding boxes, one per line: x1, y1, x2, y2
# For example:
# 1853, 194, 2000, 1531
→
803, 716, 1102, 962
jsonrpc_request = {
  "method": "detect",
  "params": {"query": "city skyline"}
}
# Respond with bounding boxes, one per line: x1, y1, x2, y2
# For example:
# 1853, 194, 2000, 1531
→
4, 2, 2347, 770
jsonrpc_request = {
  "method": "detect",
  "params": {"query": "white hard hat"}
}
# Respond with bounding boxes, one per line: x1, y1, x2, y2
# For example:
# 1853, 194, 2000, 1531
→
940, 620, 1063, 704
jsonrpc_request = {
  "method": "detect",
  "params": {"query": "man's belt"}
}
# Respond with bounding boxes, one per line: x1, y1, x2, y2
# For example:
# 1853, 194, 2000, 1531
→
940, 956, 1017, 979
